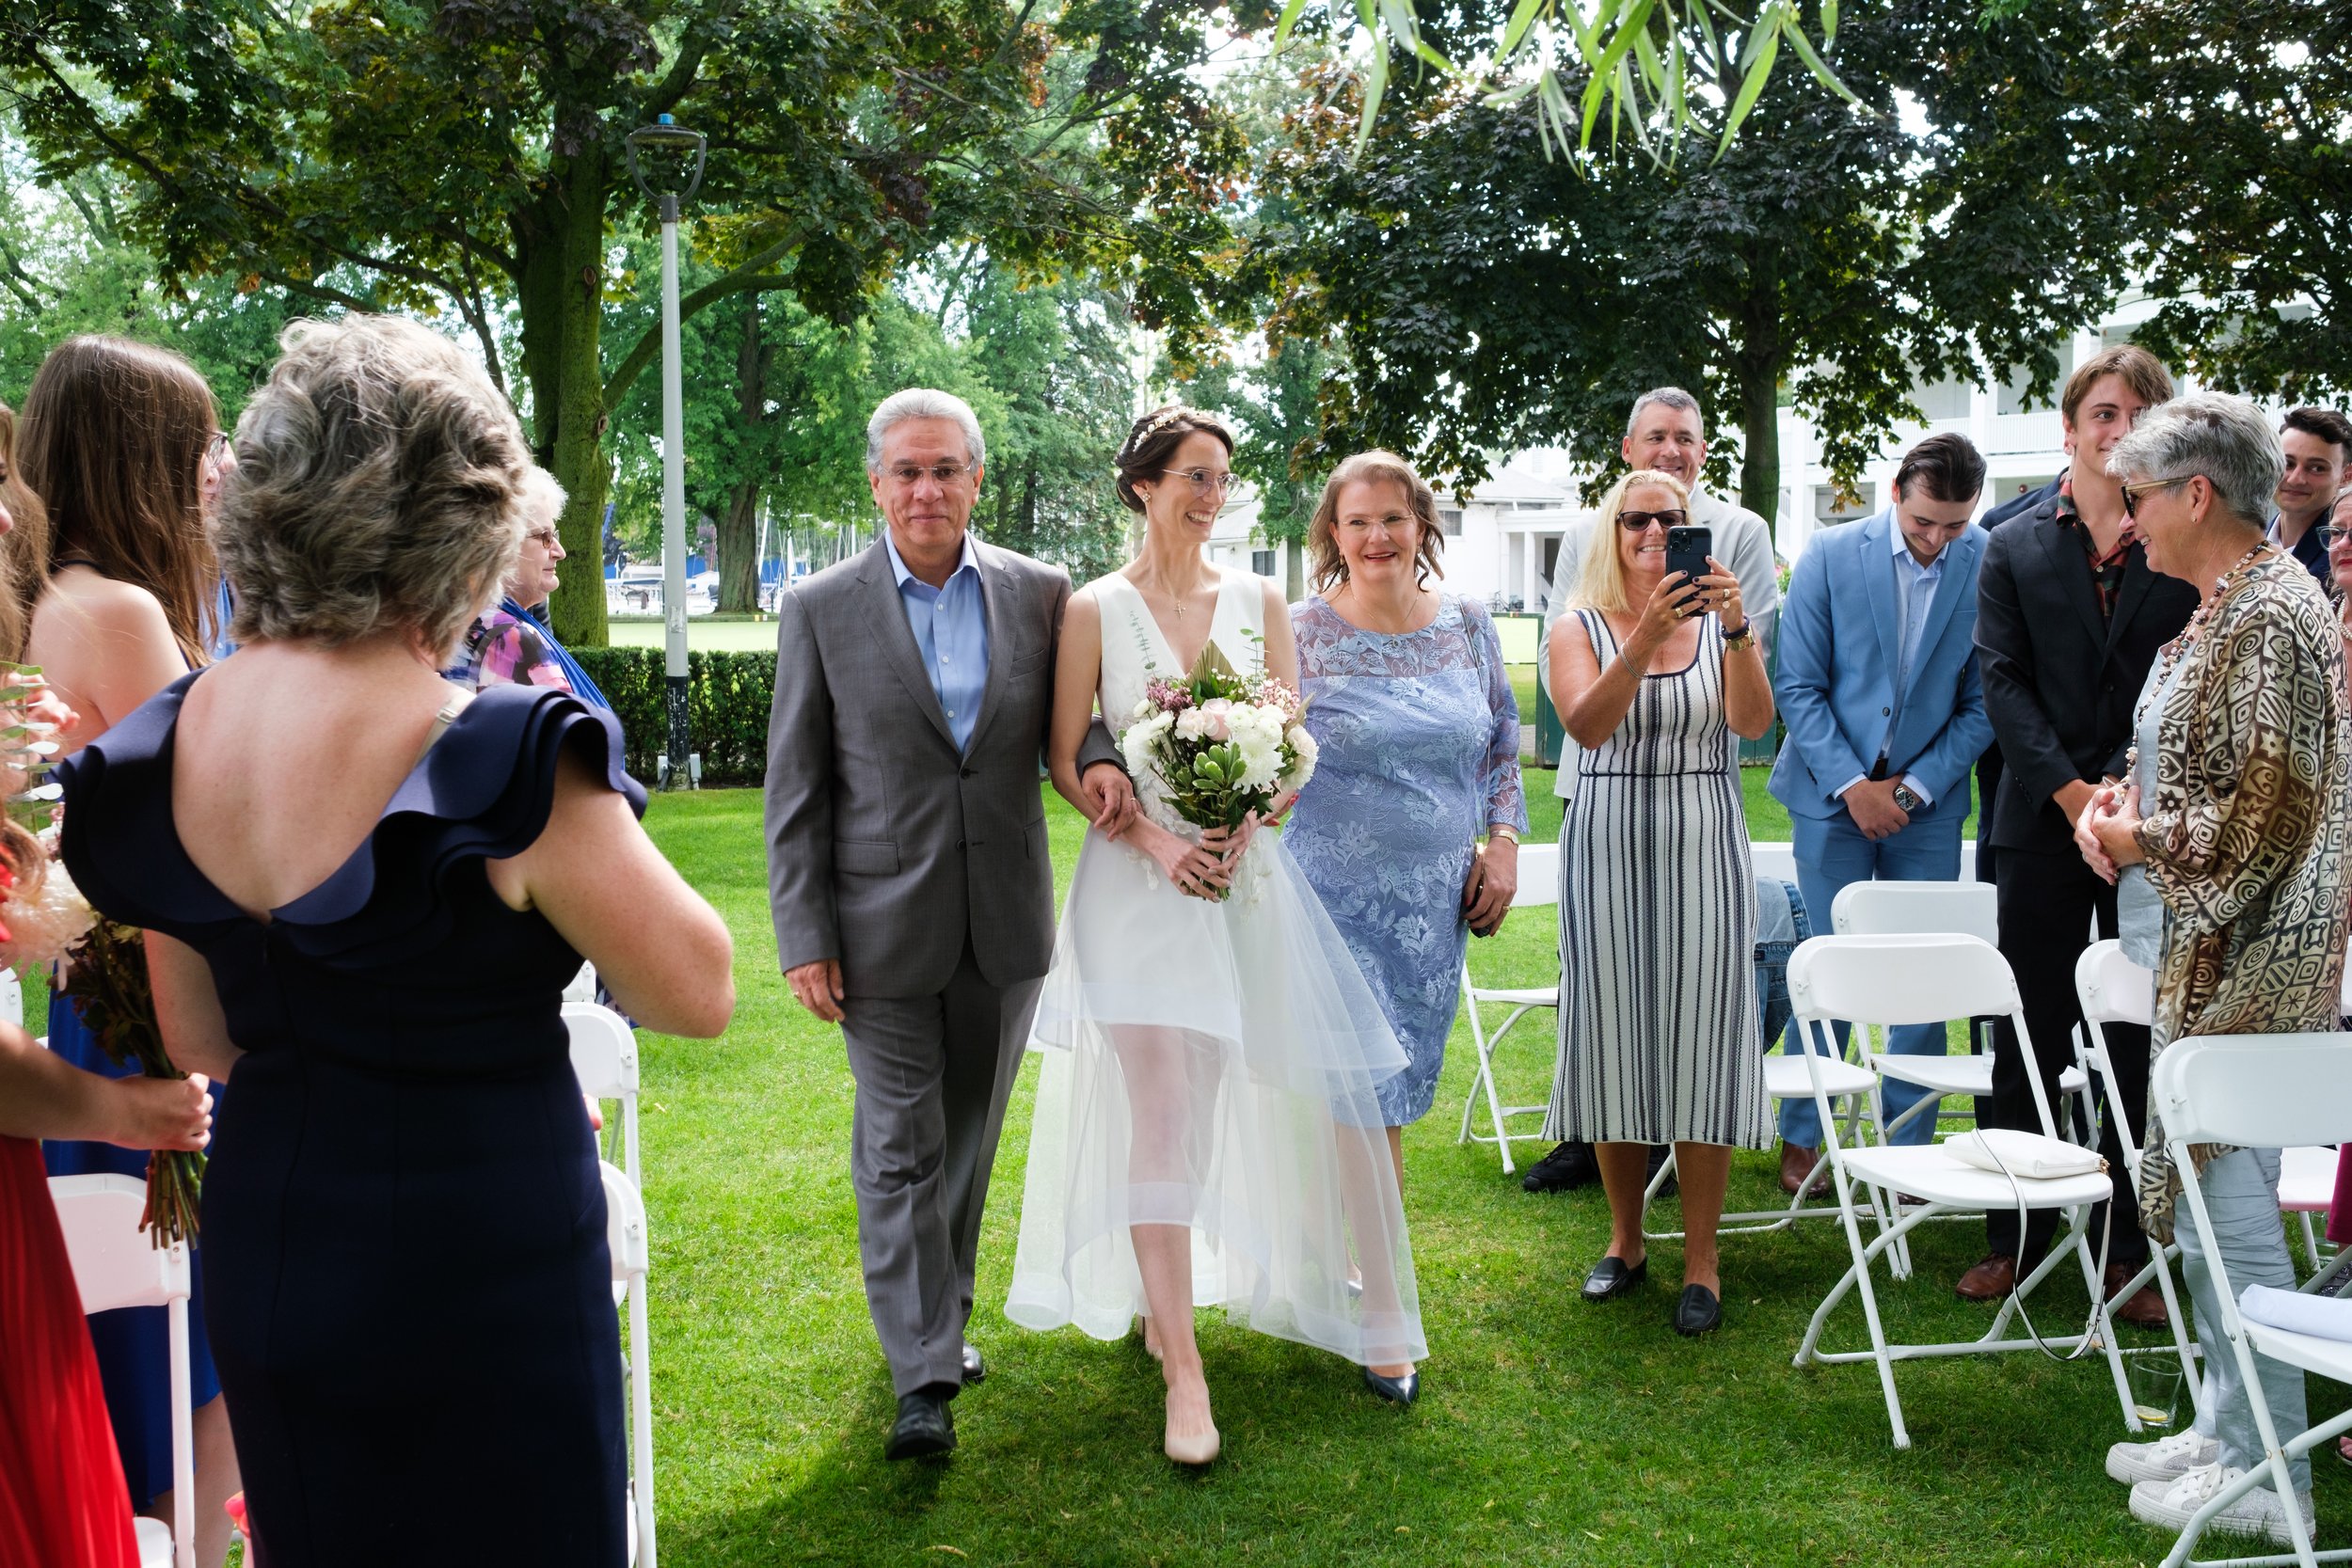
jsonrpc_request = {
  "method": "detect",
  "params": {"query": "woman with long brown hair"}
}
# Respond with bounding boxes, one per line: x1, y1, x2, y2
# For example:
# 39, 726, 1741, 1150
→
23, 335, 243, 1567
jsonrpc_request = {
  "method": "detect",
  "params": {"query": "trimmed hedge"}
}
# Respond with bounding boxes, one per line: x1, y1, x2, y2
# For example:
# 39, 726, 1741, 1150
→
570, 648, 775, 787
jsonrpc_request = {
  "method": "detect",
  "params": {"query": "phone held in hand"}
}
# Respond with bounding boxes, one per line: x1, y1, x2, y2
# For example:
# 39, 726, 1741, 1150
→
1664, 525, 1713, 611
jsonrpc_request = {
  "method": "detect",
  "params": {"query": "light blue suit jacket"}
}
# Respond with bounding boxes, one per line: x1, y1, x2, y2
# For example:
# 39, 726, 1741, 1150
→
1768, 508, 1994, 822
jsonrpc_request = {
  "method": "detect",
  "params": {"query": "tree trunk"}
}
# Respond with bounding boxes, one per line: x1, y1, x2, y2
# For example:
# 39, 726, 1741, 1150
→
516, 142, 615, 649
717, 298, 767, 614
1732, 264, 1785, 542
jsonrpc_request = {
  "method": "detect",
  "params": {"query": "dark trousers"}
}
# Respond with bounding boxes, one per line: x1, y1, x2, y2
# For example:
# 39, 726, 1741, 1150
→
1983, 844, 2151, 1271
840, 941, 1042, 1397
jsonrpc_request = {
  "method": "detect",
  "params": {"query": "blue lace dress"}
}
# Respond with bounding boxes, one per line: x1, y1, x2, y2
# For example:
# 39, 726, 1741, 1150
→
1287, 594, 1528, 1124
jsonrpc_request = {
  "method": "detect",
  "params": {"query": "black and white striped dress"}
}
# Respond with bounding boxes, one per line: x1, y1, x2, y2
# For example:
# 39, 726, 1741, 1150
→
1544, 609, 1769, 1149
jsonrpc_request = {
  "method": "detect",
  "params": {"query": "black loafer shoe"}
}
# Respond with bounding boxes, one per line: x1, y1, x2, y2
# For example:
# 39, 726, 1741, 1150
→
1362, 1366, 1420, 1407
1581, 1254, 1647, 1302
1673, 1284, 1722, 1337
961, 1343, 986, 1386
884, 1390, 957, 1460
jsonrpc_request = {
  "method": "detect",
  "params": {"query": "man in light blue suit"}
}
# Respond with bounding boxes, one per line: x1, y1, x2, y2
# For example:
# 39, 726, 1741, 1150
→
1768, 433, 1994, 1192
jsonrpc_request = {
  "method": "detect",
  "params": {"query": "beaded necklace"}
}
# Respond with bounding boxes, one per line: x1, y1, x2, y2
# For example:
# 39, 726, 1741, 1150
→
2122, 542, 2270, 781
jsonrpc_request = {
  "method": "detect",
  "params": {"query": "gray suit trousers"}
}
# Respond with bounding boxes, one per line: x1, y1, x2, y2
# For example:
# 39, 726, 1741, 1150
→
842, 942, 1043, 1397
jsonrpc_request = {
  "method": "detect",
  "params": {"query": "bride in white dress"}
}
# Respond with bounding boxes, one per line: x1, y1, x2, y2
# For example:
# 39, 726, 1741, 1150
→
1006, 405, 1425, 1465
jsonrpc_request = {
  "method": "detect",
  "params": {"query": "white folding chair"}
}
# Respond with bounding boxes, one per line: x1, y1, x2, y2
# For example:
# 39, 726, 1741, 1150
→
564, 961, 601, 1004
2147, 1030, 2352, 1568
1456, 841, 1560, 1174
2280, 1146, 2338, 1277
2073, 941, 2206, 1418
1829, 880, 2090, 1148
601, 1160, 658, 1567
51, 1173, 196, 1568
569, 1002, 644, 1188
1787, 934, 2139, 1449
1749, 842, 1799, 885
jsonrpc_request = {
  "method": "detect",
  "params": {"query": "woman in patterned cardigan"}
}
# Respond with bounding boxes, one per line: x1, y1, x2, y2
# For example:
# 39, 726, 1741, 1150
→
2076, 393, 2352, 1547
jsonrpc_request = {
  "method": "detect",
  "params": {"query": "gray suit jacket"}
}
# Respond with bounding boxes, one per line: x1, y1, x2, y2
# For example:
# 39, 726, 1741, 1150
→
766, 535, 1115, 998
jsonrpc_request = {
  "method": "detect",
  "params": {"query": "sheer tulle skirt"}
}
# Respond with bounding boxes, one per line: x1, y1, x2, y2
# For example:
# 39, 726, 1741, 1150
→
1006, 824, 1426, 1366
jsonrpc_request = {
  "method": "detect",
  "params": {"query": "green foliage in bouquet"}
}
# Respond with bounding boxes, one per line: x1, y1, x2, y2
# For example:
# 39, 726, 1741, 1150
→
66, 919, 204, 1246
0, 662, 62, 834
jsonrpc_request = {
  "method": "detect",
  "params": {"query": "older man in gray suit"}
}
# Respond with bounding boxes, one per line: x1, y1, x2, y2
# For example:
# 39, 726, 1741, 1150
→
767, 388, 1132, 1460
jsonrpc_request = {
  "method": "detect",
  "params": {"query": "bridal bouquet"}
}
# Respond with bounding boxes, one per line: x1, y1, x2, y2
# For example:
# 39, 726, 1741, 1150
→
1120, 642, 1317, 893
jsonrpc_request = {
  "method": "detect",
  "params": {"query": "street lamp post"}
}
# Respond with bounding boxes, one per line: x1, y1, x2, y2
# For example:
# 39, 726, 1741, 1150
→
627, 113, 707, 789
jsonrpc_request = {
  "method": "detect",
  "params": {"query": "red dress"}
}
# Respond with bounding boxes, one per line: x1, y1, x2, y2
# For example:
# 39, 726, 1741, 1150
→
0, 1132, 139, 1567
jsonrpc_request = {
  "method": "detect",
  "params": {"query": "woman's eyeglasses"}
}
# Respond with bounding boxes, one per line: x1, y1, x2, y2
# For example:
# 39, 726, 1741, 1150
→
1161, 468, 1234, 497
205, 432, 235, 466
2118, 476, 2192, 519
1617, 508, 1688, 531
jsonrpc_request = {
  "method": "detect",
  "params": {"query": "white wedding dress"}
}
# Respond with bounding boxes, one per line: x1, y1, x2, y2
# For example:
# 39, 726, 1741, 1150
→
1006, 567, 1426, 1368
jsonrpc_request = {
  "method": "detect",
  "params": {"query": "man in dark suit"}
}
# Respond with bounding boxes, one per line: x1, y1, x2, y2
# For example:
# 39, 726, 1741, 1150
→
1968, 473, 2061, 891
1964, 346, 2192, 1323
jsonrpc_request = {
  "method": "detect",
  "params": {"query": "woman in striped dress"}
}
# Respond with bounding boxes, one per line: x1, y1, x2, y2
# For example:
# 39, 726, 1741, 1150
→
1544, 467, 1775, 1337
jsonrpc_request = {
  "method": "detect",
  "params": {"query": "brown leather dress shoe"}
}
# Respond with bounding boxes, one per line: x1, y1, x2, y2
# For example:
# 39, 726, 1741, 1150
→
1779, 1141, 1822, 1195
2106, 1264, 2171, 1327
1955, 1252, 2017, 1301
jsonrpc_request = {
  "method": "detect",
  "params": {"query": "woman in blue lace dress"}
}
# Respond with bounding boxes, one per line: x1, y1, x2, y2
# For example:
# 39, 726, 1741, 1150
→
1288, 451, 1528, 1193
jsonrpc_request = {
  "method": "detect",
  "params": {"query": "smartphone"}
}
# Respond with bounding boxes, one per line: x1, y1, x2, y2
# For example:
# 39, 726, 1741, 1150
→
1664, 525, 1713, 611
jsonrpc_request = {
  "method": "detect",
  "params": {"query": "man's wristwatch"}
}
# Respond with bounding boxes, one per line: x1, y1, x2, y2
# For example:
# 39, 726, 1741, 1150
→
1891, 783, 1923, 813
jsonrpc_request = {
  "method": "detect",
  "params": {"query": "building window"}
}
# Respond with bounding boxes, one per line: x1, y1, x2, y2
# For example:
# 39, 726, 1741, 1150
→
1438, 507, 1463, 536
1997, 343, 2074, 416
1815, 484, 1873, 524
1251, 548, 1276, 578
1914, 377, 1971, 420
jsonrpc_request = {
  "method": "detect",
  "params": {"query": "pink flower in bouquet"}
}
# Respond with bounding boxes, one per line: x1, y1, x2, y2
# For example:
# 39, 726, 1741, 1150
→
1145, 676, 1193, 713
1198, 698, 1232, 739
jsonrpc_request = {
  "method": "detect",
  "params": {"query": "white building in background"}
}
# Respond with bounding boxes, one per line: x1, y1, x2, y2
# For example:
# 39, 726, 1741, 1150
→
1200, 295, 2282, 612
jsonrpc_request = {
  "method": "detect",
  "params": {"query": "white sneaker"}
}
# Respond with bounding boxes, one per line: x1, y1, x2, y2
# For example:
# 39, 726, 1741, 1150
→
2106, 1427, 2218, 1486
2130, 1462, 2315, 1546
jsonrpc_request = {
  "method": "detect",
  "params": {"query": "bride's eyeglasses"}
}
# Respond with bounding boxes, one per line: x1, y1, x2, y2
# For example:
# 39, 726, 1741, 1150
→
1161, 468, 1235, 497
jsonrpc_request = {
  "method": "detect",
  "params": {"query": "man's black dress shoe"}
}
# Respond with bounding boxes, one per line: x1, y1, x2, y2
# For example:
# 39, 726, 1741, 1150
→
1581, 1255, 1647, 1302
1521, 1141, 1598, 1193
1362, 1366, 1420, 1407
884, 1389, 957, 1460
961, 1343, 986, 1385
1674, 1284, 1722, 1337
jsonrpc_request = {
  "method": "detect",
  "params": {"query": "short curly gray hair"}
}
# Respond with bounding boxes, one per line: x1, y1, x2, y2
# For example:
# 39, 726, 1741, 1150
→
2106, 391, 2285, 532
220, 315, 530, 654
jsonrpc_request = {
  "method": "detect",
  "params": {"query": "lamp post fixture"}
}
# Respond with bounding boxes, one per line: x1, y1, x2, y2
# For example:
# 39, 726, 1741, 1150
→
626, 112, 707, 789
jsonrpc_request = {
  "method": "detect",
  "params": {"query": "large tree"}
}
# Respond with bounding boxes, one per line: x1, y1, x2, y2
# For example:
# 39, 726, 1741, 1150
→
1248, 0, 2133, 516
0, 0, 1239, 642
2116, 0, 2352, 404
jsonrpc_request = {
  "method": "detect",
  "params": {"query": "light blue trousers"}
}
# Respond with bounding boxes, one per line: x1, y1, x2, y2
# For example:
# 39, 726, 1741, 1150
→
2181, 1147, 2309, 1493
1779, 806, 1965, 1148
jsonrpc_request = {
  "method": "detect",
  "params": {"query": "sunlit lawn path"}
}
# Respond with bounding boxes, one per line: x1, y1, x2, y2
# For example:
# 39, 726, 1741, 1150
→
634, 784, 2344, 1566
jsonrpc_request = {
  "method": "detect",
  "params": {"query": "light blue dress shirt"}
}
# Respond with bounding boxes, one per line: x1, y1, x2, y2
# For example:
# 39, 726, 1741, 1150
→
1836, 523, 1946, 805
883, 530, 991, 752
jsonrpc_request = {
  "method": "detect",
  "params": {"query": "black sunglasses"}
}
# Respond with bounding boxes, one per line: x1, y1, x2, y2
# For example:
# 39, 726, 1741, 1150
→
1617, 508, 1689, 532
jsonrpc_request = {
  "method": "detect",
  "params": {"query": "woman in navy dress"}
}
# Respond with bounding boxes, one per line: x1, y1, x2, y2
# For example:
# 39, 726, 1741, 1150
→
57, 315, 735, 1566
18, 336, 243, 1560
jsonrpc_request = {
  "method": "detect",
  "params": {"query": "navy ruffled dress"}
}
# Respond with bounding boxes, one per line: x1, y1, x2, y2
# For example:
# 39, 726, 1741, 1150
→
57, 673, 644, 1567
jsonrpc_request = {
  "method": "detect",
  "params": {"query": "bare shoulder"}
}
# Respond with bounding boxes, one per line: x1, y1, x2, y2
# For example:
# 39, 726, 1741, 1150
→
1253, 575, 1287, 623
30, 570, 174, 653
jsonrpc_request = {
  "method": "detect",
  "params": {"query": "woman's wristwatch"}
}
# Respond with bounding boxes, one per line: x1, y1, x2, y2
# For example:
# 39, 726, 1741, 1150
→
1486, 824, 1518, 845
1722, 622, 1755, 652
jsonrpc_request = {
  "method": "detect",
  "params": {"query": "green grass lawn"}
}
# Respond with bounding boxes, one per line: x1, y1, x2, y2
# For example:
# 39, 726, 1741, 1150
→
632, 786, 2338, 1566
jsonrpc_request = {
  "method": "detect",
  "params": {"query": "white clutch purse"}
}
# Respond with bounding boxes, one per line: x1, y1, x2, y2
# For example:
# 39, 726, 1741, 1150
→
1945, 1129, 2107, 1180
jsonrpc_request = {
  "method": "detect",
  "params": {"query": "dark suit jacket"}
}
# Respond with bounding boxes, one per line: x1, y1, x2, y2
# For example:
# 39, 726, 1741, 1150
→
1970, 476, 2063, 835
1974, 498, 2198, 855
765, 535, 1108, 998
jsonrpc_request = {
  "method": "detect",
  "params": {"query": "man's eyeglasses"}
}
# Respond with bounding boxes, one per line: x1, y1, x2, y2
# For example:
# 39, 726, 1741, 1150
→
1161, 468, 1234, 497
2119, 476, 2192, 519
886, 462, 976, 487
1617, 508, 1689, 531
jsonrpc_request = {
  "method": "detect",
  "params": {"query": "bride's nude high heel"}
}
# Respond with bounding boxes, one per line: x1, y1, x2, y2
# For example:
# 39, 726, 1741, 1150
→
1163, 1386, 1219, 1466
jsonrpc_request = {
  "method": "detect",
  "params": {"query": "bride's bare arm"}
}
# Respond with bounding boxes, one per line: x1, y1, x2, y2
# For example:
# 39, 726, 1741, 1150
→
1047, 590, 1108, 818
1258, 578, 1301, 689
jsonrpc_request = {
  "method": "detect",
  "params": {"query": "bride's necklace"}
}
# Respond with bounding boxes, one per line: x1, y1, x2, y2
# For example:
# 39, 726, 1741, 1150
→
2123, 542, 2270, 780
